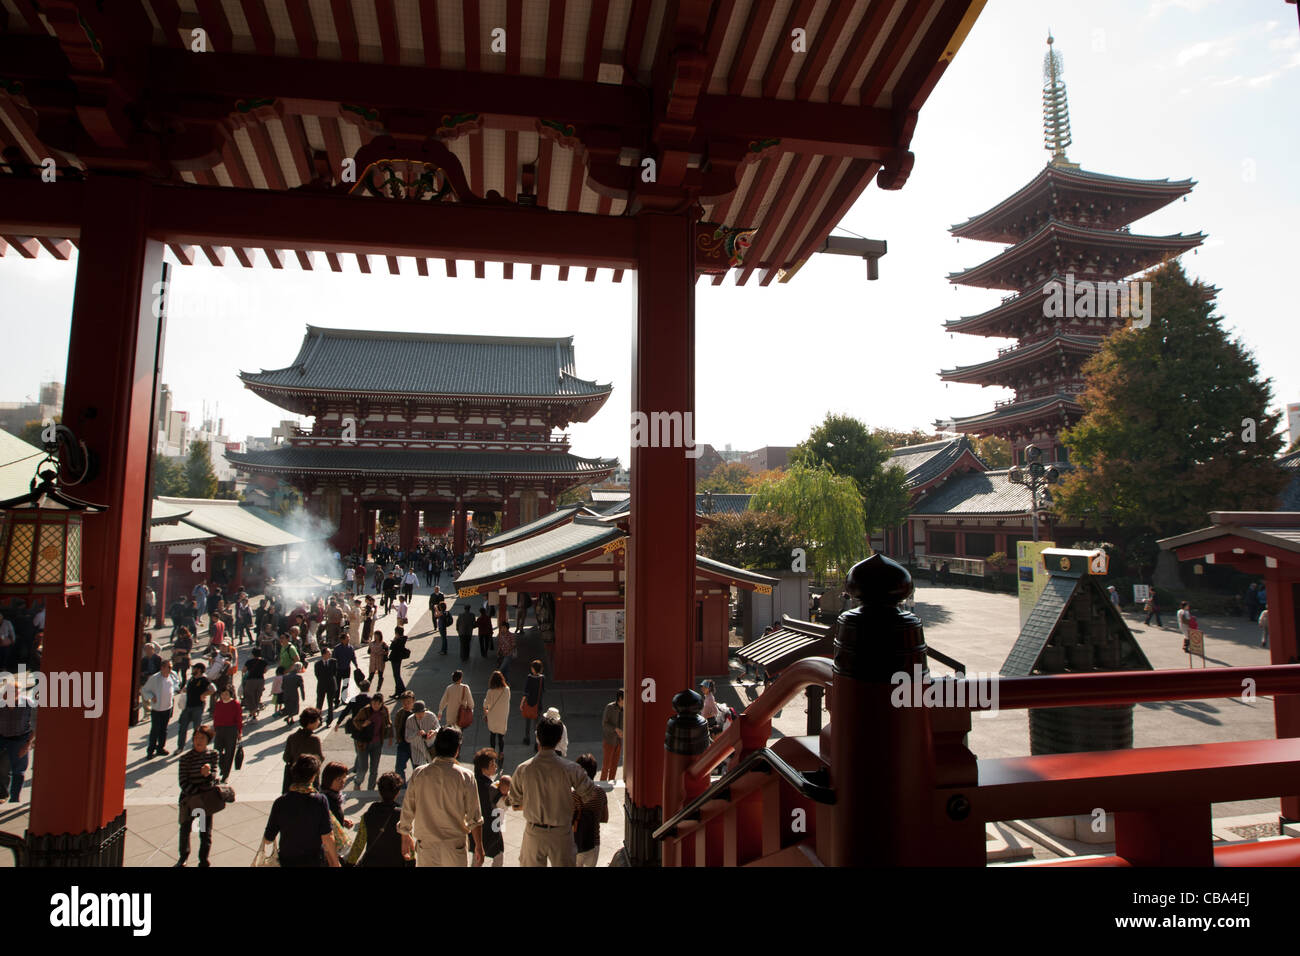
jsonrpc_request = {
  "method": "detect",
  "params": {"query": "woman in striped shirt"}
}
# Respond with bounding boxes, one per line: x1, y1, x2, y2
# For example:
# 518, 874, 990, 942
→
177, 725, 217, 867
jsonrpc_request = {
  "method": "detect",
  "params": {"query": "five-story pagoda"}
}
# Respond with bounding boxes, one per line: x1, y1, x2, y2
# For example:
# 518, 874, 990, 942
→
228, 326, 615, 555
940, 35, 1204, 465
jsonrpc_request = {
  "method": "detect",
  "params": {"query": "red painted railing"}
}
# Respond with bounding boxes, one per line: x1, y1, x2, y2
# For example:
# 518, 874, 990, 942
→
659, 659, 1300, 867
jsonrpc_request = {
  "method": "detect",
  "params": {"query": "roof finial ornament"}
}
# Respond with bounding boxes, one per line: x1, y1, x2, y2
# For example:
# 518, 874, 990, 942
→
1042, 31, 1073, 166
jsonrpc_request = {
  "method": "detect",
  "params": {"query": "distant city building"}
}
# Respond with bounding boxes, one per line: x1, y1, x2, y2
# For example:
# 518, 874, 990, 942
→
737, 446, 792, 473
1287, 402, 1300, 447
0, 380, 63, 436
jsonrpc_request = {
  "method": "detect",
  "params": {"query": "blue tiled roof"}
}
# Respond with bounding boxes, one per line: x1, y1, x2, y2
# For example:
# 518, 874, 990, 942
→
240, 326, 611, 398
227, 446, 615, 475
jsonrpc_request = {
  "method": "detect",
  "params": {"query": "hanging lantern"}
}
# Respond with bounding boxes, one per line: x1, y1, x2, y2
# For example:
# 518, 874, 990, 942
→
0, 431, 106, 607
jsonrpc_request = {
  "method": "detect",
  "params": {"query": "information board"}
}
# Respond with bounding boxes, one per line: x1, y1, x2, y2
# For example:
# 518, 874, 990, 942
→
586, 607, 625, 644
1017, 540, 1055, 628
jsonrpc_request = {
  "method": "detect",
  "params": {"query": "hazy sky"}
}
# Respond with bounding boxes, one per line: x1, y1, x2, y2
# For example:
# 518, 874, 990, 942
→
3, 0, 1297, 465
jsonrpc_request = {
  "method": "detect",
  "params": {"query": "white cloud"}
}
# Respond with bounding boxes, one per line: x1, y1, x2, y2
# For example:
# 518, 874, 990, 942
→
1176, 37, 1235, 67
1149, 0, 1220, 18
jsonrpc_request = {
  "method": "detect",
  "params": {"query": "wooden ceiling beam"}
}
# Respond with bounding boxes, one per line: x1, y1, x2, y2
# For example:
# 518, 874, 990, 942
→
506, 0, 523, 74
295, 249, 314, 270
2, 235, 40, 258
419, 0, 440, 67
386, 254, 400, 275
462, 0, 481, 73
829, 0, 898, 105
244, 120, 287, 190
263, 247, 285, 268
736, 153, 812, 286
168, 242, 196, 265
415, 257, 429, 276
858, 0, 933, 108
193, 0, 234, 53
375, 0, 400, 65
201, 244, 226, 266
757, 157, 840, 284
761, 0, 817, 99
220, 135, 255, 188
277, 112, 316, 186
331, 0, 360, 61
283, 0, 318, 57
793, 0, 856, 100
356, 253, 371, 273
544, 0, 568, 79
726, 0, 776, 96
582, 0, 610, 83
237, 0, 277, 55
36, 235, 73, 259
232, 246, 255, 267
325, 251, 342, 271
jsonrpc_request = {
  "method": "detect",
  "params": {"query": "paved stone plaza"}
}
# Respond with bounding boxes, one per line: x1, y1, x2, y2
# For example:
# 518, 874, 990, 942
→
0, 575, 1283, 866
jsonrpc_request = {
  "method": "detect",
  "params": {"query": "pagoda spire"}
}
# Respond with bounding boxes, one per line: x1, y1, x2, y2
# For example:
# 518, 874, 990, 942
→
1042, 32, 1074, 165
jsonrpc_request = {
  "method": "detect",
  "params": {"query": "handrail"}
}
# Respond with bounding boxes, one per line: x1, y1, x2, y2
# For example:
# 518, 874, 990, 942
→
927, 646, 966, 675
947, 665, 1300, 711
686, 658, 833, 783
0, 829, 27, 867
653, 746, 836, 841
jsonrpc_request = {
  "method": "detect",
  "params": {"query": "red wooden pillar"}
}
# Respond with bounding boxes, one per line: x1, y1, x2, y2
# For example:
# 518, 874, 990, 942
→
624, 210, 696, 865
399, 495, 414, 552
31, 177, 162, 864
157, 548, 169, 611
505, 495, 520, 530
1268, 565, 1300, 819
453, 496, 467, 555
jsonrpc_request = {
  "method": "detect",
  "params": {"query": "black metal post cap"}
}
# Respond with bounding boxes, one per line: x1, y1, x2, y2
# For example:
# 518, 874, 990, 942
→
665, 689, 710, 756
845, 552, 913, 607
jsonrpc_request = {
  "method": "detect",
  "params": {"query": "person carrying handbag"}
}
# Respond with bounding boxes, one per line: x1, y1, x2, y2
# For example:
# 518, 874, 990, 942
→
438, 671, 475, 730
177, 725, 233, 866
520, 659, 544, 745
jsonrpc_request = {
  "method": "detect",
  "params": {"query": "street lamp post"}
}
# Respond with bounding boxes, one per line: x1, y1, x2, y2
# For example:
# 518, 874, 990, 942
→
1007, 444, 1059, 542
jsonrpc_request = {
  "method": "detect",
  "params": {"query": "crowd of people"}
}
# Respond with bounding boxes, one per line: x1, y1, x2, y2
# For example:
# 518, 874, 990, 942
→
126, 545, 624, 867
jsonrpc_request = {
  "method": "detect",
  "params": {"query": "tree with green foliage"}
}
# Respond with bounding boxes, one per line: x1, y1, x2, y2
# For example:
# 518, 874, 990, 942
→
789, 414, 911, 533
184, 441, 219, 499
1054, 260, 1287, 540
750, 461, 865, 581
972, 435, 1012, 468
151, 454, 187, 497
872, 427, 940, 448
19, 416, 59, 449
696, 511, 799, 570
700, 461, 754, 493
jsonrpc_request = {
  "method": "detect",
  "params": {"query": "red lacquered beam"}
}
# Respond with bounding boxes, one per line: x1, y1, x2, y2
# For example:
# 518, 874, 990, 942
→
959, 666, 1300, 712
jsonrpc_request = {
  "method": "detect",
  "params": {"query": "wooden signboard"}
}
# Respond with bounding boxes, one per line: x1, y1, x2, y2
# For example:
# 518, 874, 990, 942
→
1186, 627, 1206, 667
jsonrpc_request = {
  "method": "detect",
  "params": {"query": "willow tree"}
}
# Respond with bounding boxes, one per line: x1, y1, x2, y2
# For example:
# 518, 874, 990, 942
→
749, 461, 866, 582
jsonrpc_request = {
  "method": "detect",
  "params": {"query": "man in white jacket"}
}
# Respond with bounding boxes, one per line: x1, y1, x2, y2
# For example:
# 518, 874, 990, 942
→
405, 700, 440, 769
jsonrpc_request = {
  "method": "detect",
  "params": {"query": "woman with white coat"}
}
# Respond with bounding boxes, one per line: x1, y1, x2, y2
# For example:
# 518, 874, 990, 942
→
437, 670, 474, 730
482, 670, 510, 768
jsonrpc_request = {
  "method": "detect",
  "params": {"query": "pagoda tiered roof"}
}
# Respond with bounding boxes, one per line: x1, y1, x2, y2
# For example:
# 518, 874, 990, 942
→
942, 393, 1083, 434
943, 272, 1074, 337
947, 221, 1205, 291
950, 165, 1197, 243
939, 332, 1102, 386
240, 326, 612, 415
226, 446, 615, 479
